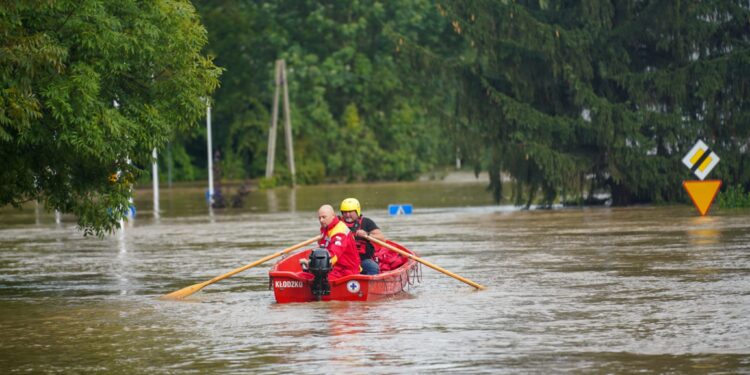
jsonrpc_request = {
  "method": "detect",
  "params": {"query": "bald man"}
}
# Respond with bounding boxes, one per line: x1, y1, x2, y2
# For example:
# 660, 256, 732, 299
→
316, 204, 361, 279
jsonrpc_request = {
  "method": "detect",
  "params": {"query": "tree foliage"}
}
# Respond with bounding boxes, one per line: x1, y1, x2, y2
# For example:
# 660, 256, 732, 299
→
0, 0, 221, 235
405, 0, 750, 206
193, 0, 452, 185
5, 0, 749, 228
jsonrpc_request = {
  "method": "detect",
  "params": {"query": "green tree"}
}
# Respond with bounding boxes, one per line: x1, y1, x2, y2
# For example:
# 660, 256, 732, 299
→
605, 1, 750, 203
0, 0, 221, 235
408, 1, 750, 206
193, 0, 452, 185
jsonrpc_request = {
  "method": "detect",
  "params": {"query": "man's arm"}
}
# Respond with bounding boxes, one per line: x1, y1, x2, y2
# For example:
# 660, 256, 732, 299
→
326, 232, 347, 261
355, 218, 386, 241
366, 228, 385, 241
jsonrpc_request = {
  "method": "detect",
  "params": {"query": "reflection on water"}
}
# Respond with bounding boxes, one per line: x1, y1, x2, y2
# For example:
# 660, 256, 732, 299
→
116, 227, 129, 296
267, 189, 278, 213
687, 216, 722, 246
1, 181, 749, 373
289, 188, 297, 213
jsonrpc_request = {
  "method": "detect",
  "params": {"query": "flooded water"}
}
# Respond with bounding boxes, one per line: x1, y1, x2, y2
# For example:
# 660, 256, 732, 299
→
1, 180, 749, 373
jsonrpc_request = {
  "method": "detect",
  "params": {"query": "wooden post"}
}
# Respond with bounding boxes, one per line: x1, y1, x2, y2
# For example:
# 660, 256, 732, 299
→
281, 60, 296, 186
265, 60, 282, 179
265, 59, 296, 186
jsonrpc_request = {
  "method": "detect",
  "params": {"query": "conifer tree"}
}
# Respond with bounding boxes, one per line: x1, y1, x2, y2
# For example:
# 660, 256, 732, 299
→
423, 0, 750, 205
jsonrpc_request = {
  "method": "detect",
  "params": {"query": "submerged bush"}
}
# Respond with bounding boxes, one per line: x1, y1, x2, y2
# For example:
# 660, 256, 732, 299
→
718, 185, 750, 209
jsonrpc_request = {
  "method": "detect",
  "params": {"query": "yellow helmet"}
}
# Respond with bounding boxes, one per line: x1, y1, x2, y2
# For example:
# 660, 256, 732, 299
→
340, 198, 361, 216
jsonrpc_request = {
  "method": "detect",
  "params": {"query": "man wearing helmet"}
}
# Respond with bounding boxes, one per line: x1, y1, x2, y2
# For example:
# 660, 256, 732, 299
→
339, 198, 384, 275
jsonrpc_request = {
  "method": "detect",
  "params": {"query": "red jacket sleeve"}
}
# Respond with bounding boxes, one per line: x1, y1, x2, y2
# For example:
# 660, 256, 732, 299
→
326, 232, 361, 279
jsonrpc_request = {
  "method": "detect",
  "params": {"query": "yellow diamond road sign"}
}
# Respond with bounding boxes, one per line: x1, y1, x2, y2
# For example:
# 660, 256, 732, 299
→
681, 140, 719, 180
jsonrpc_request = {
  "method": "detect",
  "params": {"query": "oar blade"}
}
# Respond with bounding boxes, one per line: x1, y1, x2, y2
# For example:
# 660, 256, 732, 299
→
160, 235, 322, 301
160, 281, 208, 300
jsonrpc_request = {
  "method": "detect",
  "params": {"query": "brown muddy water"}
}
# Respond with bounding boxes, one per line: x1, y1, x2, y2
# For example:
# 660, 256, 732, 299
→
1, 180, 749, 373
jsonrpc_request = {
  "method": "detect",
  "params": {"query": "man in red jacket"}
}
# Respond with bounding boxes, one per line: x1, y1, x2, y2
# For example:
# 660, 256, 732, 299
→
316, 204, 360, 280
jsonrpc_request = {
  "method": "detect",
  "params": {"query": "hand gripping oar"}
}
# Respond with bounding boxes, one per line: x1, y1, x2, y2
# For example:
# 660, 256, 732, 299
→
366, 235, 486, 290
161, 235, 321, 300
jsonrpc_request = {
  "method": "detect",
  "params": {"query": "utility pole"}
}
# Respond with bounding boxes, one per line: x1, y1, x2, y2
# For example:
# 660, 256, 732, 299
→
265, 59, 296, 186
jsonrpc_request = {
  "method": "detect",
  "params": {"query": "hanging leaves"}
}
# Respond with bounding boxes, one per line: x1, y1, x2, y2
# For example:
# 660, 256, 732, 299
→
0, 0, 221, 235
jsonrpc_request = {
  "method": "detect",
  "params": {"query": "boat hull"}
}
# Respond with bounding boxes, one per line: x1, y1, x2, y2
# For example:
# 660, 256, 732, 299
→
269, 241, 418, 303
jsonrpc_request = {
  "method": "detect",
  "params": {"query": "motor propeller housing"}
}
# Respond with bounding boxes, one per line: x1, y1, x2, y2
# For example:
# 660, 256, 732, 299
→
308, 248, 332, 299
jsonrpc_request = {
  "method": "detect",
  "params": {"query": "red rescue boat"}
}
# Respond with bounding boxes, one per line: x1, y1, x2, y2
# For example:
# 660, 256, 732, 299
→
269, 240, 420, 303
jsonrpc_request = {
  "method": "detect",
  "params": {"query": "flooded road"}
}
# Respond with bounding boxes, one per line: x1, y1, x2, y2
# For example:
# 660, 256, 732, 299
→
1, 181, 749, 373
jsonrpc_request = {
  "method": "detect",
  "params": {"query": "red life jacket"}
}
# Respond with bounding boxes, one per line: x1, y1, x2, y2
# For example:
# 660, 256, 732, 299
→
374, 242, 408, 272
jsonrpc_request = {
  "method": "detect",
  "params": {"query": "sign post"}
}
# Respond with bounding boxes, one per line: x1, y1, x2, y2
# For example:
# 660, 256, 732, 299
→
206, 102, 214, 204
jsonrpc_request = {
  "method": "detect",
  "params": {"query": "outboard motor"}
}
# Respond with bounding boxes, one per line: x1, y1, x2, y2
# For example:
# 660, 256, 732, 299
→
308, 248, 332, 299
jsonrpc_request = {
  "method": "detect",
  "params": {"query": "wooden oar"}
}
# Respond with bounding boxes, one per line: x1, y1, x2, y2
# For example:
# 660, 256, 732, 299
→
161, 235, 321, 300
366, 235, 486, 290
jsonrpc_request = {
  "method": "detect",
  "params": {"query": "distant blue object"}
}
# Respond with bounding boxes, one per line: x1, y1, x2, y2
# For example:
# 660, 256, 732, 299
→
388, 204, 413, 216
107, 205, 136, 218
205, 190, 212, 202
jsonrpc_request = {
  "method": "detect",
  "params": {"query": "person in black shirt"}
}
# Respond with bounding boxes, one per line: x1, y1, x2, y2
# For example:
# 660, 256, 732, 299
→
339, 198, 384, 275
